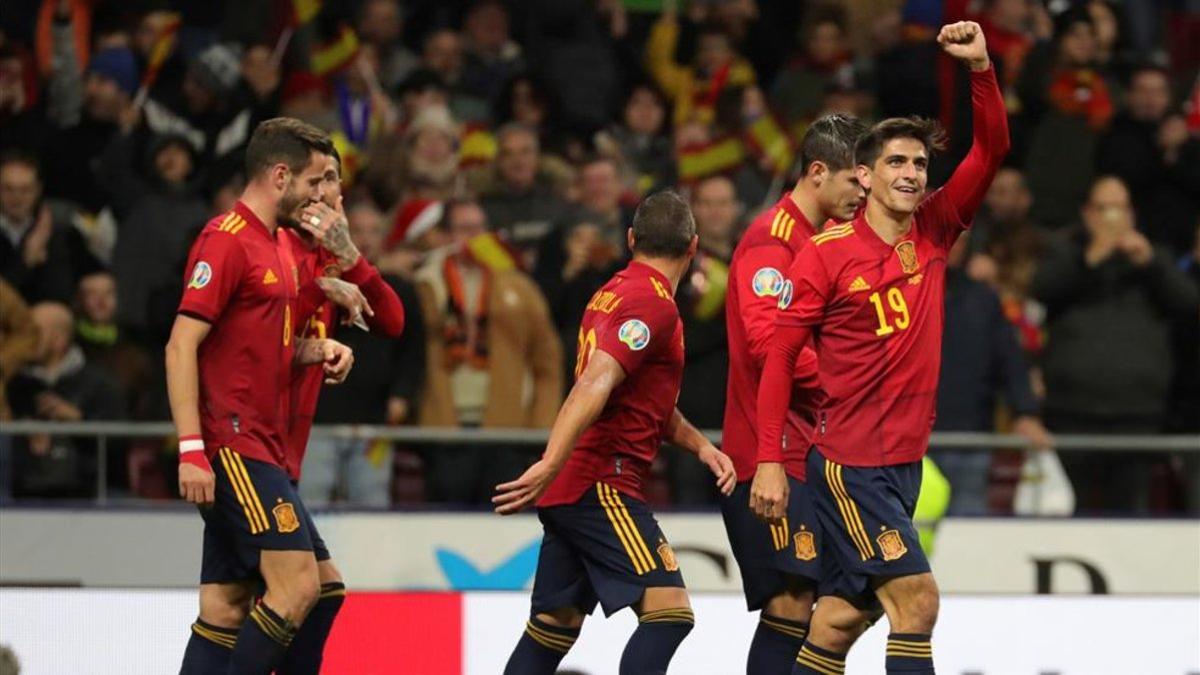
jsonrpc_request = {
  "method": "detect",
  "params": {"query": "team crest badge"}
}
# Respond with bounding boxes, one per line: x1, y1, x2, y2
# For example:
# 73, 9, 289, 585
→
777, 280, 794, 310
751, 267, 785, 298
895, 241, 920, 274
618, 319, 651, 351
188, 261, 213, 289
877, 529, 908, 561
657, 540, 679, 572
793, 529, 816, 561
273, 501, 300, 533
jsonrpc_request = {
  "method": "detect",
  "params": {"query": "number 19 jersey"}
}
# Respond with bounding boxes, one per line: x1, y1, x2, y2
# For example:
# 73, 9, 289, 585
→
538, 261, 685, 507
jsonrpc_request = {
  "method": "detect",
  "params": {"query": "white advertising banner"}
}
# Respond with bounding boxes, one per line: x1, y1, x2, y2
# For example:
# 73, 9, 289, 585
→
2, 510, 1197, 594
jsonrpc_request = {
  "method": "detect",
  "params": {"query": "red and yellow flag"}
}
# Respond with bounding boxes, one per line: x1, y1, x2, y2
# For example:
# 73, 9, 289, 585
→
291, 0, 322, 26
311, 24, 359, 76
465, 232, 520, 273
677, 136, 745, 183
142, 13, 182, 89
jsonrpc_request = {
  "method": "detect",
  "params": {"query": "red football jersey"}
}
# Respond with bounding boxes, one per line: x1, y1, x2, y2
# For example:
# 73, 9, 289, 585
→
757, 66, 1009, 467
284, 231, 408, 480
723, 196, 823, 482
178, 201, 300, 468
538, 261, 685, 506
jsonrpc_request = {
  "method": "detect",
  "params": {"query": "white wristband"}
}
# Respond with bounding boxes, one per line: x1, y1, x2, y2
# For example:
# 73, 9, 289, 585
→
179, 438, 205, 454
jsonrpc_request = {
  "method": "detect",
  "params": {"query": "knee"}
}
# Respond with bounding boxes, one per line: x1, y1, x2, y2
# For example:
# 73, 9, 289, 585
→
818, 606, 869, 652
198, 588, 251, 629
272, 565, 321, 618
889, 578, 940, 633
536, 608, 585, 630
762, 587, 815, 624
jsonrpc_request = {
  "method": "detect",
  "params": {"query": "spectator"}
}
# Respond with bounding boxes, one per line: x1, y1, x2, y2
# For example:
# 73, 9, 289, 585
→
473, 123, 573, 265
460, 0, 525, 105
302, 201, 427, 507
74, 271, 156, 420
599, 82, 675, 197
357, 0, 419, 91
422, 28, 489, 123
6, 302, 124, 498
0, 41, 48, 158
772, 12, 857, 129
1019, 8, 1113, 227
395, 69, 451, 129
491, 74, 572, 159
0, 153, 95, 304
365, 104, 462, 208
102, 133, 207, 334
535, 155, 631, 287
934, 232, 1051, 515
0, 278, 38, 422
669, 176, 738, 504
1098, 65, 1200, 254
645, 8, 756, 126
413, 200, 562, 502
1032, 175, 1199, 512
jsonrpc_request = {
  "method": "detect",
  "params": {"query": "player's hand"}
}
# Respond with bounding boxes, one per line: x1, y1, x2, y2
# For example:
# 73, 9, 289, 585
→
493, 458, 558, 515
321, 339, 355, 384
300, 198, 361, 270
749, 462, 789, 523
698, 444, 737, 496
179, 462, 215, 506
1012, 415, 1053, 451
937, 21, 990, 72
316, 277, 374, 328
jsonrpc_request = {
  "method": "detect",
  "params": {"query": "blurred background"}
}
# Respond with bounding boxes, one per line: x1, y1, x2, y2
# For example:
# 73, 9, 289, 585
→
0, 0, 1197, 673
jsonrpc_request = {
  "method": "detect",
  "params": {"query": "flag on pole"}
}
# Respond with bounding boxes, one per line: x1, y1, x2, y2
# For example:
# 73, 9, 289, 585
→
311, 24, 359, 76
141, 13, 181, 90
290, 0, 322, 26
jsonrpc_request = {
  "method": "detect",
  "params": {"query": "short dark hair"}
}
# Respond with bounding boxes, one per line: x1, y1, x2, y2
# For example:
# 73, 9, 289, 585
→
0, 151, 40, 178
244, 117, 335, 178
631, 190, 695, 258
854, 116, 946, 169
798, 113, 866, 175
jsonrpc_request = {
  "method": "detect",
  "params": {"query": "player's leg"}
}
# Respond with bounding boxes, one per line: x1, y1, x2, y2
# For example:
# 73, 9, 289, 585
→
751, 580, 815, 674
504, 514, 591, 675
621, 585, 694, 675
874, 573, 939, 674
277, 497, 344, 675
180, 580, 254, 674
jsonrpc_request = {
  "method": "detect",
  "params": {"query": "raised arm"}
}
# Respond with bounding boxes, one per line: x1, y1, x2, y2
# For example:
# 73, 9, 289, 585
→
492, 349, 627, 514
934, 22, 1011, 226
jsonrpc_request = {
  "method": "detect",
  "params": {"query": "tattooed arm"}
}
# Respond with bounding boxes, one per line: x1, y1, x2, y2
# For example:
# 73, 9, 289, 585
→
299, 198, 361, 271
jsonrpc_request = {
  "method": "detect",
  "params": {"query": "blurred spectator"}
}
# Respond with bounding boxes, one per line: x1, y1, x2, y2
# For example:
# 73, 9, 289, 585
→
669, 176, 738, 504
422, 28, 489, 123
0, 39, 48, 158
598, 81, 675, 197
302, 201, 426, 507
74, 271, 156, 421
535, 156, 631, 286
772, 11, 857, 130
1019, 8, 1112, 227
460, 0, 525, 106
0, 278, 38, 422
1032, 176, 1199, 512
6, 302, 124, 498
101, 132, 206, 334
646, 8, 756, 126
365, 104, 461, 208
974, 0, 1046, 95
357, 0, 419, 91
414, 200, 561, 502
1098, 65, 1200, 255
473, 123, 573, 264
934, 232, 1050, 516
395, 68, 451, 128
971, 167, 1046, 358
492, 74, 571, 159
0, 153, 95, 304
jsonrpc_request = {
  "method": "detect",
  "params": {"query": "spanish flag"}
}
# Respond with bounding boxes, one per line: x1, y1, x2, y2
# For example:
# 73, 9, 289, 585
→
290, 0, 322, 26
465, 232, 520, 273
311, 24, 359, 76
677, 136, 745, 183
141, 13, 181, 90
744, 112, 795, 177
459, 123, 497, 168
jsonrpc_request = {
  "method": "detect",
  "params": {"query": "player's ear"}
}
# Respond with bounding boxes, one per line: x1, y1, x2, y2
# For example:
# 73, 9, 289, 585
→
626, 227, 636, 251
687, 234, 699, 258
809, 161, 827, 186
855, 163, 872, 191
271, 163, 289, 192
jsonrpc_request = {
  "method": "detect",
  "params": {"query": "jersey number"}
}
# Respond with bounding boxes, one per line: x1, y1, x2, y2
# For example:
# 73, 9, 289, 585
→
575, 328, 597, 378
869, 288, 910, 337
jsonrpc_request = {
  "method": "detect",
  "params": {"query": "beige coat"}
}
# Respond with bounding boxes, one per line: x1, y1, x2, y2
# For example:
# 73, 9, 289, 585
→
0, 279, 40, 420
414, 250, 562, 428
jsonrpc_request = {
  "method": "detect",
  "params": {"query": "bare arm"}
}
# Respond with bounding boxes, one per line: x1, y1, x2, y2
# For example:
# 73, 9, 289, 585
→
294, 337, 355, 384
666, 407, 737, 495
492, 349, 626, 514
165, 314, 215, 505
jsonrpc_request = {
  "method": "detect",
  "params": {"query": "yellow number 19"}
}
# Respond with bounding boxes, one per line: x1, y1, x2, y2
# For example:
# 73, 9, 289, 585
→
869, 288, 910, 337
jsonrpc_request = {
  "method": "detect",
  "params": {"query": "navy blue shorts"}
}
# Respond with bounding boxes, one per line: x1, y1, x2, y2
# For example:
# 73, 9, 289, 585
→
531, 482, 685, 617
720, 475, 821, 611
806, 447, 929, 608
199, 447, 327, 585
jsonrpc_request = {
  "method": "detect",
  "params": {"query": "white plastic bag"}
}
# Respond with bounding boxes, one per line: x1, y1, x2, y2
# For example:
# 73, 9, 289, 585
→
1012, 448, 1076, 516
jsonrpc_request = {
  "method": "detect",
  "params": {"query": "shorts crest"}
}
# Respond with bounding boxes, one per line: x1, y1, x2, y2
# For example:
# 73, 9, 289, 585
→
273, 501, 300, 533
877, 529, 908, 561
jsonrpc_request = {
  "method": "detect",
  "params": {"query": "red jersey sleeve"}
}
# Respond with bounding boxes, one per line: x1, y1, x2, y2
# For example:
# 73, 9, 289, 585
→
776, 242, 834, 329
342, 256, 406, 338
736, 244, 793, 367
920, 65, 1011, 250
178, 231, 247, 323
596, 294, 676, 375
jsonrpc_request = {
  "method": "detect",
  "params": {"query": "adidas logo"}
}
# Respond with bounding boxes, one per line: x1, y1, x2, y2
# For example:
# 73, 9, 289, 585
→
263, 269, 279, 285
848, 276, 870, 293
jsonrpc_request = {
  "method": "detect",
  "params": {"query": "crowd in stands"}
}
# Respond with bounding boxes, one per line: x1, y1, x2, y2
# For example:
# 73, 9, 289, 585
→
0, 0, 1196, 514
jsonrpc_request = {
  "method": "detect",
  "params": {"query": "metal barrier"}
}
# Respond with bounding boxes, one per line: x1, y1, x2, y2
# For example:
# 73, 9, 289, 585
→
1, 420, 1197, 504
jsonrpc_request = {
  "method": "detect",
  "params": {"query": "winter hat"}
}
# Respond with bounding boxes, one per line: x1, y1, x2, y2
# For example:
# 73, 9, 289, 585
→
189, 43, 243, 95
87, 48, 139, 97
387, 199, 444, 249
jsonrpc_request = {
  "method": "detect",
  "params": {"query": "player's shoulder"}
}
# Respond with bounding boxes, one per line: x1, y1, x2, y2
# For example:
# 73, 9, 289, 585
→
609, 268, 678, 318
807, 220, 857, 251
203, 210, 253, 238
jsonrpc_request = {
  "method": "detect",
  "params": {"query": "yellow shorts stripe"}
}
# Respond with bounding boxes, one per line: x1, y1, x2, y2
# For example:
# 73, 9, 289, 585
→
600, 484, 657, 574
596, 484, 651, 575
768, 516, 790, 551
825, 460, 873, 561
229, 451, 270, 533
218, 448, 265, 534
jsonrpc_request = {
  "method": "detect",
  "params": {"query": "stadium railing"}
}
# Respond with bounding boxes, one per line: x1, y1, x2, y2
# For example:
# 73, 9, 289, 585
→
1, 420, 1197, 504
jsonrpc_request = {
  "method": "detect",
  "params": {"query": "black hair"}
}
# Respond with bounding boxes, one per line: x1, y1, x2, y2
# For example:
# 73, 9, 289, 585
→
245, 117, 335, 177
631, 190, 695, 258
854, 116, 946, 169
799, 113, 866, 175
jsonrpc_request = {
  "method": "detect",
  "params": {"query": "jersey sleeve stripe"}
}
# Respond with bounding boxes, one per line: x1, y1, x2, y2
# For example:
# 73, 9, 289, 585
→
811, 225, 854, 245
825, 460, 875, 561
769, 209, 786, 238
782, 214, 796, 240
219, 447, 267, 534
230, 452, 271, 532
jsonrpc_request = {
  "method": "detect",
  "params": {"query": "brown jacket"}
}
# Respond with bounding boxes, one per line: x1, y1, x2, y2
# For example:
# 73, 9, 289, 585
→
0, 279, 40, 420
415, 250, 563, 428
